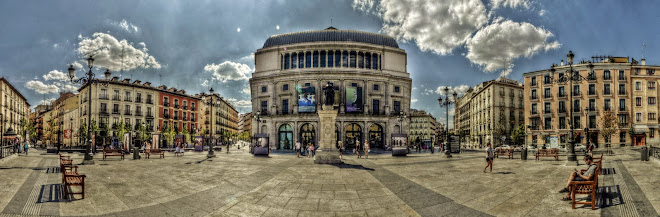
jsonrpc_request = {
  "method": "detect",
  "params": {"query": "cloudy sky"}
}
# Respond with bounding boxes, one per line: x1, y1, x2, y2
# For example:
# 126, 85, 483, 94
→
1, 0, 658, 127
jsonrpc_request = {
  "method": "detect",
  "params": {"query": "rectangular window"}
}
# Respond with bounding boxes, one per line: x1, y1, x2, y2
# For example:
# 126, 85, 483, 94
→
305, 83, 311, 87
373, 99, 380, 114
651, 128, 655, 138
262, 86, 267, 92
531, 89, 537, 99
544, 75, 551, 84
603, 70, 611, 80
573, 85, 580, 96
291, 53, 297, 69
559, 117, 566, 129
283, 84, 289, 91
559, 86, 566, 97
282, 99, 289, 114
604, 84, 611, 95
113, 104, 120, 114
303, 51, 309, 68
261, 101, 268, 113
544, 117, 551, 130
649, 97, 657, 105
373, 84, 379, 91
393, 101, 401, 114
573, 100, 580, 112
573, 116, 581, 129
559, 101, 566, 113
544, 102, 551, 113
320, 51, 326, 68
636, 113, 642, 122
531, 103, 537, 114
619, 114, 628, 125
636, 97, 642, 106
313, 51, 319, 68
342, 51, 348, 67
620, 132, 626, 143
589, 115, 596, 128
588, 84, 595, 95
619, 84, 626, 95
113, 90, 120, 100
649, 81, 656, 90
335, 51, 341, 67
619, 70, 625, 80
394, 86, 400, 92
328, 51, 334, 67
636, 82, 641, 90
619, 99, 626, 111
349, 51, 356, 68
589, 99, 595, 111
531, 77, 537, 86
284, 54, 290, 69
357, 52, 364, 68
604, 99, 611, 111
125, 91, 132, 101
544, 88, 551, 98
649, 113, 657, 121
648, 69, 655, 75
635, 68, 641, 75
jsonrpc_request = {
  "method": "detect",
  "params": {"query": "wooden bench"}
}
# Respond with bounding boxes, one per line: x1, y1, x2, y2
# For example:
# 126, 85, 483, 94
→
102, 149, 125, 160
535, 149, 559, 161
63, 171, 86, 199
570, 160, 602, 210
495, 148, 514, 159
145, 149, 165, 159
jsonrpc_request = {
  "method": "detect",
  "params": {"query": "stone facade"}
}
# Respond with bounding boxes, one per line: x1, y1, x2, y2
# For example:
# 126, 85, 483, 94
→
250, 27, 412, 150
630, 63, 660, 146
196, 93, 238, 141
409, 109, 439, 144
238, 112, 252, 136
454, 77, 524, 147
0, 78, 31, 140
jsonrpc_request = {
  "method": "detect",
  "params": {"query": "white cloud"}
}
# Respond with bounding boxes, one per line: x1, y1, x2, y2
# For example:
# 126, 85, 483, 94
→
39, 98, 56, 105
53, 82, 79, 93
411, 98, 418, 103
435, 85, 470, 96
465, 19, 560, 73
71, 61, 84, 71
227, 98, 252, 108
422, 88, 434, 96
538, 9, 546, 16
77, 32, 161, 71
110, 19, 139, 33
25, 80, 59, 94
490, 0, 530, 10
242, 86, 251, 94
42, 70, 69, 81
53, 43, 59, 48
204, 61, 252, 83
354, 0, 488, 55
201, 80, 209, 87
239, 53, 255, 61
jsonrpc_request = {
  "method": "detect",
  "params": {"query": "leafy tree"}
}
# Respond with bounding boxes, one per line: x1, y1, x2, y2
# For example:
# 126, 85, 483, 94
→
182, 126, 190, 144
137, 123, 149, 142
511, 125, 526, 146
116, 120, 128, 144
628, 126, 635, 146
162, 123, 176, 147
19, 118, 27, 139
78, 120, 88, 144
599, 110, 619, 145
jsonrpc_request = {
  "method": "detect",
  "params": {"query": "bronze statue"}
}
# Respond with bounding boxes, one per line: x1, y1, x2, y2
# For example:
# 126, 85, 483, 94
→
323, 82, 335, 106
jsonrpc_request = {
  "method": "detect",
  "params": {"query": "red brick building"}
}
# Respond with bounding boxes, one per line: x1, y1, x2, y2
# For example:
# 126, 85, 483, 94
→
158, 87, 200, 133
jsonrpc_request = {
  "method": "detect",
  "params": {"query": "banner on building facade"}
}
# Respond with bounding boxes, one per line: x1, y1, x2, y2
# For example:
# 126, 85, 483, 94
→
346, 87, 363, 113
152, 134, 160, 149
64, 129, 71, 139
297, 86, 316, 113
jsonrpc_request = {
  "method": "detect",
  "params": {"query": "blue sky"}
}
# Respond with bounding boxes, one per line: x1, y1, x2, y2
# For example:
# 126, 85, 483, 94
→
0, 0, 658, 128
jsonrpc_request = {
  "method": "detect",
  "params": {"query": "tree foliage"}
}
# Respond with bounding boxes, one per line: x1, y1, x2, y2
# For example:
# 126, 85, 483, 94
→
162, 123, 176, 147
511, 125, 526, 146
599, 110, 619, 144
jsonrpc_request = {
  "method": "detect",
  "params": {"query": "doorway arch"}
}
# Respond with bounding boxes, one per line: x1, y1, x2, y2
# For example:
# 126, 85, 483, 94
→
345, 123, 362, 149
299, 123, 316, 146
278, 124, 293, 149
369, 124, 383, 148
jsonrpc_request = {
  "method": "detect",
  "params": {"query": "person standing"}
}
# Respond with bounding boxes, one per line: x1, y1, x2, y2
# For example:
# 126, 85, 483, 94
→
295, 141, 301, 158
24, 140, 29, 156
364, 140, 370, 159
587, 140, 594, 157
338, 141, 343, 160
356, 141, 362, 159
484, 143, 493, 173
308, 143, 315, 158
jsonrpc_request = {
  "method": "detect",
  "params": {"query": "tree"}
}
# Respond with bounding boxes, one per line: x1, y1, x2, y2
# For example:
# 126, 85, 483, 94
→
78, 120, 87, 144
116, 120, 128, 145
182, 126, 190, 144
599, 110, 619, 145
100, 122, 109, 147
162, 123, 176, 147
19, 118, 27, 139
511, 125, 526, 146
136, 123, 149, 142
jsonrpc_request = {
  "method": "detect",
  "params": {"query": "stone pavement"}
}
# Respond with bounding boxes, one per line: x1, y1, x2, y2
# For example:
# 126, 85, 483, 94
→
0, 147, 658, 217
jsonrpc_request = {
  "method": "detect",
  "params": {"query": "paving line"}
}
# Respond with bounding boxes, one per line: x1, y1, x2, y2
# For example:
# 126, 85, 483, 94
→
20, 158, 51, 216
613, 162, 639, 217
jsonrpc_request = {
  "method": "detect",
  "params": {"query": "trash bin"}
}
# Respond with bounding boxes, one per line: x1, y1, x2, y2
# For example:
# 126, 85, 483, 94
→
521, 147, 527, 160
641, 147, 649, 161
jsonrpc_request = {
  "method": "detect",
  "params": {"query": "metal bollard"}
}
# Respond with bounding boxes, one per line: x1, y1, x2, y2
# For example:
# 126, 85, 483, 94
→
641, 147, 649, 161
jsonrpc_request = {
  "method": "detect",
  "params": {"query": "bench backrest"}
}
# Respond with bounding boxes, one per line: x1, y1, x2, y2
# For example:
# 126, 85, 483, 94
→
103, 149, 121, 153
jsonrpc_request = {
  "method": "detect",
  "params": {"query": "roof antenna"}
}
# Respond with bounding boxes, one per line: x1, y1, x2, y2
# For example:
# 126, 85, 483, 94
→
331, 18, 333, 27
642, 43, 646, 59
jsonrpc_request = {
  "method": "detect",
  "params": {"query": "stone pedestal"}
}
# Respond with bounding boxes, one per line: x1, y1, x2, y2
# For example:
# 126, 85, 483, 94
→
315, 105, 343, 164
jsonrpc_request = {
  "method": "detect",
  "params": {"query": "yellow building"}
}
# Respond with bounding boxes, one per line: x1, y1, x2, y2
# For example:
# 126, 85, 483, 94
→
0, 78, 30, 140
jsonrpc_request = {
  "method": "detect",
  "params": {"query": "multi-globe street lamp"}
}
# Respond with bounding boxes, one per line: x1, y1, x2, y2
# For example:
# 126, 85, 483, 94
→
68, 55, 110, 164
207, 88, 216, 158
437, 87, 457, 157
547, 50, 592, 162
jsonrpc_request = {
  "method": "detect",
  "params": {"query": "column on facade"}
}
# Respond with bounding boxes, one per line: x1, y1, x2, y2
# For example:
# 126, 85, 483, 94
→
363, 80, 369, 114
339, 79, 345, 114
385, 80, 390, 115
293, 80, 299, 115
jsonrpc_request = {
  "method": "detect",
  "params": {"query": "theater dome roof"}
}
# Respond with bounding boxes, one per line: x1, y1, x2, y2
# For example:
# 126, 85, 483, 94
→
262, 27, 399, 49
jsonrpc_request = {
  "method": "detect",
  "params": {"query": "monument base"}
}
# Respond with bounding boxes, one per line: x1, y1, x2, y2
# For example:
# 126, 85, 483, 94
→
314, 150, 343, 164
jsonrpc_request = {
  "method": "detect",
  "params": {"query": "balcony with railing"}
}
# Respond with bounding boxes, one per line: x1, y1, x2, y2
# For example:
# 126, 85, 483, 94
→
124, 110, 132, 116
124, 97, 132, 102
112, 109, 120, 115
135, 111, 143, 116
544, 93, 552, 99
146, 113, 154, 119
135, 97, 142, 103
619, 90, 626, 95
99, 94, 109, 100
164, 102, 170, 107
113, 95, 121, 101
174, 104, 180, 109
147, 99, 153, 104
183, 105, 188, 110
99, 109, 109, 116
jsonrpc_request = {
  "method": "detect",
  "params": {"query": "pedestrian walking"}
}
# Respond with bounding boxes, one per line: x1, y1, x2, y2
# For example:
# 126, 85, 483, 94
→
24, 140, 29, 156
587, 140, 594, 157
308, 143, 315, 158
484, 143, 493, 173
364, 140, 370, 159
338, 141, 343, 160
356, 141, 362, 158
295, 141, 301, 158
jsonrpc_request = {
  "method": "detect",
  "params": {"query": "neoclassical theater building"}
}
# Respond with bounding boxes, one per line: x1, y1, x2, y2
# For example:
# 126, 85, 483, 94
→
250, 27, 412, 150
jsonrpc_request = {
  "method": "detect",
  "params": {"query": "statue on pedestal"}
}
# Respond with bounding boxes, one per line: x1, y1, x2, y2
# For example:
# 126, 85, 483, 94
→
323, 82, 335, 106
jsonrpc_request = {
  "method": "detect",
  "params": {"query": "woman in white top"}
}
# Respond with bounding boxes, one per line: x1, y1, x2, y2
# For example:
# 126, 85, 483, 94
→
364, 140, 370, 159
338, 141, 343, 160
295, 141, 301, 158
484, 143, 494, 173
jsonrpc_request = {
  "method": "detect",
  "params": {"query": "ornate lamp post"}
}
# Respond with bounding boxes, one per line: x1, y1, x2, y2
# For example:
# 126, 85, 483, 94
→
438, 87, 457, 157
207, 88, 216, 158
547, 51, 592, 162
396, 112, 407, 134
68, 56, 110, 165
70, 118, 73, 147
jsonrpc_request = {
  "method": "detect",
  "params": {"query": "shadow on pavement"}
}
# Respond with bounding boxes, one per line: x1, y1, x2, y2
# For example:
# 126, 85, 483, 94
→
330, 163, 375, 171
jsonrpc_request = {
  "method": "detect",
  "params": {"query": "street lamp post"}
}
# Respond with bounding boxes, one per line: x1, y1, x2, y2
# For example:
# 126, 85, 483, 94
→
438, 87, 457, 157
397, 112, 407, 134
252, 111, 261, 154
547, 51, 592, 162
69, 56, 110, 165
207, 88, 216, 158
70, 118, 73, 147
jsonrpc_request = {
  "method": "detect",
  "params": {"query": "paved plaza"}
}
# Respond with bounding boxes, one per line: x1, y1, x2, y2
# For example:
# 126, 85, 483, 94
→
0, 147, 658, 217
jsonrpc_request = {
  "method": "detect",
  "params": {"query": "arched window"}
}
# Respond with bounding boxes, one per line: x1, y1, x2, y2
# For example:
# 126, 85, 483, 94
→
291, 53, 297, 69
358, 52, 364, 68
345, 123, 362, 149
320, 51, 326, 68
342, 51, 349, 67
278, 124, 293, 149
284, 53, 290, 70
313, 51, 319, 68
327, 51, 334, 67
305, 51, 312, 68
335, 51, 341, 67
365, 52, 371, 69
300, 123, 315, 146
369, 124, 383, 148
372, 54, 378, 70
349, 51, 357, 68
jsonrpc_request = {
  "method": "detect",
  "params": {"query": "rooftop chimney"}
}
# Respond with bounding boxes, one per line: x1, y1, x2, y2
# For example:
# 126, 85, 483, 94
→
560, 60, 564, 66
642, 58, 646, 65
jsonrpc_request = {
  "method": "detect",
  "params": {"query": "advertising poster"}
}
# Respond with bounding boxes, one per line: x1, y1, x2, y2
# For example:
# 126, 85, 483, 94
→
549, 136, 559, 149
346, 87, 363, 113
64, 129, 71, 139
152, 134, 160, 149
123, 133, 131, 151
297, 86, 316, 112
